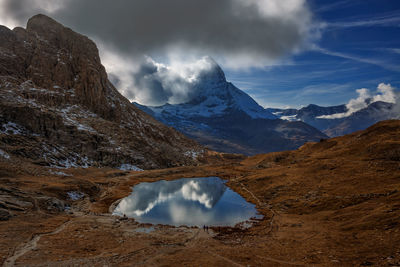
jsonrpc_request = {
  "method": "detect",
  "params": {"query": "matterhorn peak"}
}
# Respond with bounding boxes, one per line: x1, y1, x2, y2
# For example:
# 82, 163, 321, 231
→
196, 56, 227, 85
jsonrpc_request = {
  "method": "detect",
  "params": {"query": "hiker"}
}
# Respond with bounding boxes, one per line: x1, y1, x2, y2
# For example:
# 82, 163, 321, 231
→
203, 225, 206, 231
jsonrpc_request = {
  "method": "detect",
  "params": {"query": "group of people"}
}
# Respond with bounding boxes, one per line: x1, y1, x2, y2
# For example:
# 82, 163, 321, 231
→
203, 225, 209, 232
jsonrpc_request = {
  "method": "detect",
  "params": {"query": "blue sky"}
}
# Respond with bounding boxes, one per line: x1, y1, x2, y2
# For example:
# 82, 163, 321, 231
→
226, 0, 400, 108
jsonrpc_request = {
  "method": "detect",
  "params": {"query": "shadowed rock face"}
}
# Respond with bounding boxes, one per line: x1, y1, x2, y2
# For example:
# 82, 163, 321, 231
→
0, 14, 202, 169
2, 14, 122, 120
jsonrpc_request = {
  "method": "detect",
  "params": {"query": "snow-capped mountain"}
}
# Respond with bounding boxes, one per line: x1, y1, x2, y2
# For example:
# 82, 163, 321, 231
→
143, 59, 276, 120
135, 59, 326, 155
267, 104, 347, 131
269, 102, 398, 137
268, 104, 347, 122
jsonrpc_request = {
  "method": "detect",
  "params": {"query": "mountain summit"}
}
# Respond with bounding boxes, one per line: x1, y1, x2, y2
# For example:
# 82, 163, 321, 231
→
145, 57, 277, 120
135, 59, 326, 155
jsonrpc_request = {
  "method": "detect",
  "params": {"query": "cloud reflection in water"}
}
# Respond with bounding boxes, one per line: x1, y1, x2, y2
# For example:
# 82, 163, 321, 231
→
113, 177, 259, 226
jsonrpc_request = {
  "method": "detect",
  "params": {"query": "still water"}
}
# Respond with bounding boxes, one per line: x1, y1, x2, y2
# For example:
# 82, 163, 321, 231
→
113, 177, 261, 227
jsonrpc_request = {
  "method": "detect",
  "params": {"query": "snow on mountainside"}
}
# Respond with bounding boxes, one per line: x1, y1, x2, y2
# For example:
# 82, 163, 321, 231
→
270, 102, 399, 137
146, 58, 276, 120
268, 104, 347, 123
135, 58, 326, 155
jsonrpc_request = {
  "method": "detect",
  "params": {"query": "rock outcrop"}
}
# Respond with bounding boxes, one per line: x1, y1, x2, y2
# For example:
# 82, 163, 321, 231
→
0, 14, 203, 169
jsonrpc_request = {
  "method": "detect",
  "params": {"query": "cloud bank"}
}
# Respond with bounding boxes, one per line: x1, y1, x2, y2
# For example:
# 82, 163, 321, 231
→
318, 83, 397, 119
105, 54, 218, 106
0, 0, 315, 69
0, 0, 318, 105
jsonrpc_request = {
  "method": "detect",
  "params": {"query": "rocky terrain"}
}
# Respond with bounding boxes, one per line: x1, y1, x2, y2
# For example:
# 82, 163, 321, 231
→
0, 120, 399, 266
135, 58, 327, 155
0, 14, 203, 170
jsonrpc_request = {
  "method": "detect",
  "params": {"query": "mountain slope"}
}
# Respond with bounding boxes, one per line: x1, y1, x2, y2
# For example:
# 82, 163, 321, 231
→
135, 59, 327, 155
0, 14, 203, 170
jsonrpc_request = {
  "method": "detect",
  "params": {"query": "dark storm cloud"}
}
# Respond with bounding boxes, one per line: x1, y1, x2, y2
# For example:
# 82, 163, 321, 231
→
127, 58, 208, 106
132, 61, 172, 105
1, 0, 314, 64
0, 0, 315, 105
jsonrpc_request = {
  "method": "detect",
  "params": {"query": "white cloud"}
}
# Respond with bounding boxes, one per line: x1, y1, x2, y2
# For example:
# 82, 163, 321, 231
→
373, 83, 396, 103
316, 0, 355, 13
99, 44, 140, 101
102, 51, 219, 106
312, 46, 400, 72
325, 16, 400, 29
318, 83, 397, 119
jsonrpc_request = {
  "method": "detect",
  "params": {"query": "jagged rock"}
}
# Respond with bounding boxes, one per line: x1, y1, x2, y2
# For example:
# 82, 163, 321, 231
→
0, 14, 203, 169
45, 198, 65, 212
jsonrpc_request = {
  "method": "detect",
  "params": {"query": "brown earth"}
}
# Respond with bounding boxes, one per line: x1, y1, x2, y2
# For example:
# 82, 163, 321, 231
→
0, 120, 399, 266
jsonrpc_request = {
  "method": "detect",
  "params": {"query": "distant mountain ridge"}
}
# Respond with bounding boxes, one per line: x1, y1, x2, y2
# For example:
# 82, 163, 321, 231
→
269, 101, 398, 137
135, 58, 327, 155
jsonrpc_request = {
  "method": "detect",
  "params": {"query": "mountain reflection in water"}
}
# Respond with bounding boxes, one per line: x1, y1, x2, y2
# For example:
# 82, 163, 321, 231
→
113, 177, 259, 226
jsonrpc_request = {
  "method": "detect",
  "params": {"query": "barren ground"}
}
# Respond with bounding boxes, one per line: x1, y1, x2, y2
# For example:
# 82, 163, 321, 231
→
1, 120, 400, 266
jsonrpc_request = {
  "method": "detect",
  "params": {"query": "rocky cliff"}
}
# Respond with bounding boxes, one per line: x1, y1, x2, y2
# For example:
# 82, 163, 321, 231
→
0, 14, 203, 170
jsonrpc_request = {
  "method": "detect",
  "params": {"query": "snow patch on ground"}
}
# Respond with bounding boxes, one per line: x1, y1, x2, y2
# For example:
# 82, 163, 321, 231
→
56, 155, 91, 169
280, 115, 300, 121
0, 82, 45, 109
119, 164, 144, 171
48, 170, 72, 177
59, 105, 97, 133
184, 150, 202, 160
0, 149, 10, 159
67, 191, 85, 201
41, 144, 93, 169
0, 122, 25, 135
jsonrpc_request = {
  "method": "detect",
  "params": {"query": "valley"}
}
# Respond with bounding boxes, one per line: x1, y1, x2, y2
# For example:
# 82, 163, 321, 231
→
1, 120, 399, 266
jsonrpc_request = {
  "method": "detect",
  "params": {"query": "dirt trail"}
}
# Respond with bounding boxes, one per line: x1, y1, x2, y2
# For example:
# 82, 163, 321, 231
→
239, 182, 263, 206
256, 255, 306, 266
3, 220, 72, 267
188, 228, 247, 266
208, 251, 245, 267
